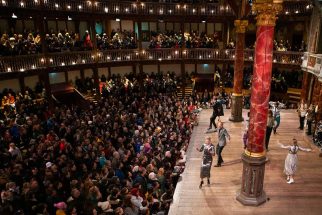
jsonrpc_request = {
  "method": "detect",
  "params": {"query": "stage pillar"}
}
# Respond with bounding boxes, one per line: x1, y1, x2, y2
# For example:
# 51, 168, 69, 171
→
230, 20, 248, 122
237, 0, 283, 206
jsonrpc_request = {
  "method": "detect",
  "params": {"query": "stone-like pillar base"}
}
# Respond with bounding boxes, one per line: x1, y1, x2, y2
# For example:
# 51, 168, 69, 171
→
229, 95, 244, 122
236, 153, 267, 206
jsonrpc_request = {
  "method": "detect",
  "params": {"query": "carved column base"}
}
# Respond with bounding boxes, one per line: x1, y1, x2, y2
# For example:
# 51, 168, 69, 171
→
229, 95, 244, 122
236, 153, 266, 206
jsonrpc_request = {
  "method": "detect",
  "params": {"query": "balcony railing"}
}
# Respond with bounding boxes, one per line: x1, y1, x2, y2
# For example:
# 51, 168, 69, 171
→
0, 0, 313, 17
0, 49, 303, 73
1, 0, 235, 16
301, 52, 322, 81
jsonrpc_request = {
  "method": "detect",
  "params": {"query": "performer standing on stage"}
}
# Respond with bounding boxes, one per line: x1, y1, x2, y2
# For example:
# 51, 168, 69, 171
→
208, 97, 224, 132
196, 136, 215, 189
279, 138, 311, 184
215, 122, 230, 167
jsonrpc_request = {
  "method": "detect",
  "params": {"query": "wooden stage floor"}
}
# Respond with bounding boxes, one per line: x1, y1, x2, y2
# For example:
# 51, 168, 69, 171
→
169, 109, 322, 215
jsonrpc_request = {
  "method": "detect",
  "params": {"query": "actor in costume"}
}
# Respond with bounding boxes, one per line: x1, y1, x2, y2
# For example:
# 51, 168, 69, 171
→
279, 138, 311, 184
196, 136, 215, 188
208, 97, 224, 131
215, 122, 230, 167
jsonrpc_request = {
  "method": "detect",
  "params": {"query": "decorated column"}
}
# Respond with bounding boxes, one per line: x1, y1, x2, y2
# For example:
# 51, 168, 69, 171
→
230, 20, 248, 122
237, 0, 282, 206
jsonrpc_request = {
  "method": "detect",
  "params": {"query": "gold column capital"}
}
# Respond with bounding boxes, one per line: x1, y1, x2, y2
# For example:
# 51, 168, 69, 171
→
252, 1, 283, 26
234, 20, 248, 33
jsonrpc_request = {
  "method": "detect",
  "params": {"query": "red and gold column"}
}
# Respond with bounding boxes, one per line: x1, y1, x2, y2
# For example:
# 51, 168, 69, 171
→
237, 0, 283, 206
230, 20, 248, 122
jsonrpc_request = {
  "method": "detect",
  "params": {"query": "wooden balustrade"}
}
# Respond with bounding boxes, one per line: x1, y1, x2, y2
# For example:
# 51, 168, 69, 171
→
0, 49, 304, 73
1, 0, 235, 16
1, 0, 312, 16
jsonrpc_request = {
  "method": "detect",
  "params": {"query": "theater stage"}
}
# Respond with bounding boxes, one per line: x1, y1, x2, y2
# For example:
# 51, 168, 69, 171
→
169, 109, 322, 215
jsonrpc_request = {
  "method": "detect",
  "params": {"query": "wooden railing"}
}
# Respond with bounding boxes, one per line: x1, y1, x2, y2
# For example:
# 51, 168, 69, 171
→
0, 49, 304, 73
0, 0, 313, 16
1, 0, 235, 16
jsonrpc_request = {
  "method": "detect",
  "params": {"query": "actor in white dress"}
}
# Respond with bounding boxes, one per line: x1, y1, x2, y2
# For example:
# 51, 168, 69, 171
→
279, 138, 311, 184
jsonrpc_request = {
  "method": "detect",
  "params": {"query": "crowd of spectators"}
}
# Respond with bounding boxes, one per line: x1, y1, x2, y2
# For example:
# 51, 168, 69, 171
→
149, 31, 220, 49
97, 30, 137, 50
0, 32, 42, 56
0, 72, 197, 215
273, 39, 307, 52
0, 29, 137, 56
47, 29, 137, 53
246, 39, 307, 52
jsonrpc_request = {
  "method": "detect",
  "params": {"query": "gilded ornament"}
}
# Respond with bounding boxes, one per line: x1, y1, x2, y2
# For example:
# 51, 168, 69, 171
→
252, 2, 283, 26
234, 20, 248, 33
245, 149, 266, 158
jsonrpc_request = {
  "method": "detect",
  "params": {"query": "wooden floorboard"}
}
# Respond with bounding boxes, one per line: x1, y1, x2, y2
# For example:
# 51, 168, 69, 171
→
169, 109, 322, 215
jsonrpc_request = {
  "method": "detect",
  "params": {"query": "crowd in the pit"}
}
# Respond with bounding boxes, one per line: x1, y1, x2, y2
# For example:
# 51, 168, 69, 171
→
0, 29, 137, 56
0, 72, 201, 215
149, 31, 220, 49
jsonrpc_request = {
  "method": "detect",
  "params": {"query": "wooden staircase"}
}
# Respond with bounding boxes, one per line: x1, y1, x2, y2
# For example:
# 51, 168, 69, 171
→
177, 85, 193, 99
287, 88, 301, 105
83, 92, 99, 106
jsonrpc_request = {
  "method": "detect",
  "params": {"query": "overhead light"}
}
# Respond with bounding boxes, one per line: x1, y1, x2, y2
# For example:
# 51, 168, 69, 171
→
78, 5, 82, 9
12, 13, 17, 18
104, 7, 108, 13
202, 20, 206, 23
55, 3, 59, 8
115, 18, 120, 22
67, 5, 71, 9
285, 11, 289, 15
2, 0, 6, 5
7, 67, 11, 72
68, 16, 72, 20
295, 10, 299, 14
20, 2, 24, 7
